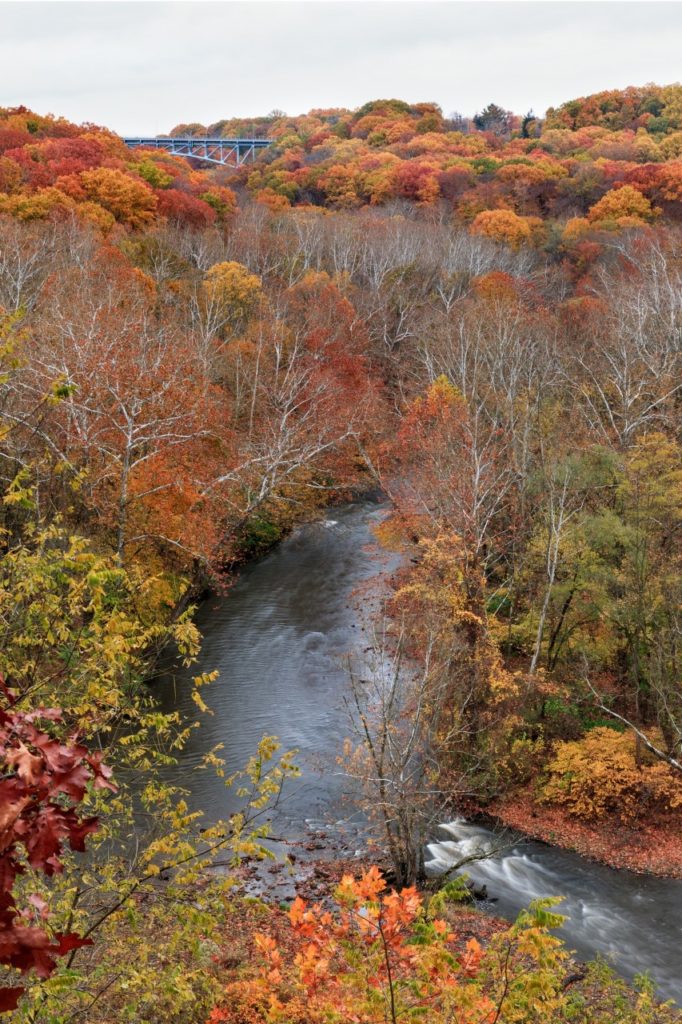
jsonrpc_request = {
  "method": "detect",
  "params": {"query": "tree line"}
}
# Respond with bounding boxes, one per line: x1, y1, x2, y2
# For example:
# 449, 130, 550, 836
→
0, 88, 680, 1020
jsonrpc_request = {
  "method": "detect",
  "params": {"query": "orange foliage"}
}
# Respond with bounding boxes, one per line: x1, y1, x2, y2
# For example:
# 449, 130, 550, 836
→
207, 868, 569, 1024
79, 167, 157, 229
156, 188, 216, 228
0, 106, 237, 231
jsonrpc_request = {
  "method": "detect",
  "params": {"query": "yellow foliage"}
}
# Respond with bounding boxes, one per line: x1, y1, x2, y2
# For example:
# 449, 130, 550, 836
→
470, 208, 533, 248
204, 260, 263, 324
0, 186, 75, 220
75, 199, 116, 233
659, 132, 682, 159
541, 727, 682, 822
587, 184, 655, 225
209, 872, 570, 1024
80, 166, 157, 229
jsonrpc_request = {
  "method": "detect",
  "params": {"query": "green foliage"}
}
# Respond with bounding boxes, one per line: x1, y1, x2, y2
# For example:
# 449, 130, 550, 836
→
133, 158, 174, 189
0, 505, 299, 1021
1, 83, 681, 1022
10, 733, 299, 1022
0, 520, 200, 739
237, 513, 284, 555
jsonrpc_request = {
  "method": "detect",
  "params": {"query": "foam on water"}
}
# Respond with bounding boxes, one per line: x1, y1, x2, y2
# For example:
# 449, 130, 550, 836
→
427, 819, 682, 1002
151, 502, 682, 1006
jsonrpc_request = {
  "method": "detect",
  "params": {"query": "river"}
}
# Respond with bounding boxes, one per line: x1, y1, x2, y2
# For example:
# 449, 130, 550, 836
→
154, 499, 682, 1005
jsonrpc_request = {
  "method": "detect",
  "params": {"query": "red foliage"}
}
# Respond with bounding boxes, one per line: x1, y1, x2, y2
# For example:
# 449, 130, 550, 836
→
0, 683, 114, 1010
0, 129, 33, 154
437, 164, 474, 201
283, 271, 378, 423
155, 188, 217, 228
392, 160, 440, 204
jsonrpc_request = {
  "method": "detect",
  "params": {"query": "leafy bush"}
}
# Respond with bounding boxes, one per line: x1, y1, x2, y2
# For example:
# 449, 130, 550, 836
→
541, 727, 682, 822
207, 867, 677, 1024
502, 736, 546, 785
208, 867, 572, 1024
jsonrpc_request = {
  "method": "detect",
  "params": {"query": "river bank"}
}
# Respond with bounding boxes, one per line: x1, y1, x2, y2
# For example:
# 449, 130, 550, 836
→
487, 794, 682, 878
151, 501, 682, 1005
168, 497, 682, 886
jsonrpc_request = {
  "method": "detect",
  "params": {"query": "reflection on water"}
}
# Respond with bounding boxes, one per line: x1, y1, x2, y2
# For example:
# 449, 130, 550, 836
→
153, 500, 682, 1005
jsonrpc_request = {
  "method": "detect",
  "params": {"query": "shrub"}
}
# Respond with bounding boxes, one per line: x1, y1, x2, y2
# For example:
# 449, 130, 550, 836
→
540, 727, 682, 822
207, 867, 571, 1024
500, 736, 546, 786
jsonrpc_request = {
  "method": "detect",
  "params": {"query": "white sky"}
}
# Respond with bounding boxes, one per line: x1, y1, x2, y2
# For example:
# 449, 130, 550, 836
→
1, 1, 680, 136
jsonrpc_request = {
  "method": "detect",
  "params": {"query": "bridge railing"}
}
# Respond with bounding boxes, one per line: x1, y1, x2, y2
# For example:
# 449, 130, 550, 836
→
122, 137, 273, 167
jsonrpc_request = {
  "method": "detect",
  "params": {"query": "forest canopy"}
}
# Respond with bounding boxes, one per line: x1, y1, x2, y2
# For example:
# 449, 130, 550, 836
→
0, 82, 681, 1022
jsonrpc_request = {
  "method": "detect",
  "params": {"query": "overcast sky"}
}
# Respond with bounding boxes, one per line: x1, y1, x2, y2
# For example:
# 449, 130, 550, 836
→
1, 1, 680, 135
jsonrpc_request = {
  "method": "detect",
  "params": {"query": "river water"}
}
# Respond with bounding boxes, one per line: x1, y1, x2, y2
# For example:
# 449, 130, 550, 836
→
153, 498, 401, 839
154, 500, 682, 1004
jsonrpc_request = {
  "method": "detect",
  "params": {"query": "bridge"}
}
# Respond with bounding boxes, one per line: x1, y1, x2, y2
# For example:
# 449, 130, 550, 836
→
122, 137, 273, 167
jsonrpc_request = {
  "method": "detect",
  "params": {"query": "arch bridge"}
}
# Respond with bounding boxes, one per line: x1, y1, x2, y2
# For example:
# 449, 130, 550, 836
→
122, 136, 273, 166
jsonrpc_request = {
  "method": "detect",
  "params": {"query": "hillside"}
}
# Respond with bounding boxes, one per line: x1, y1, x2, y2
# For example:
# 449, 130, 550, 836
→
0, 83, 681, 1021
